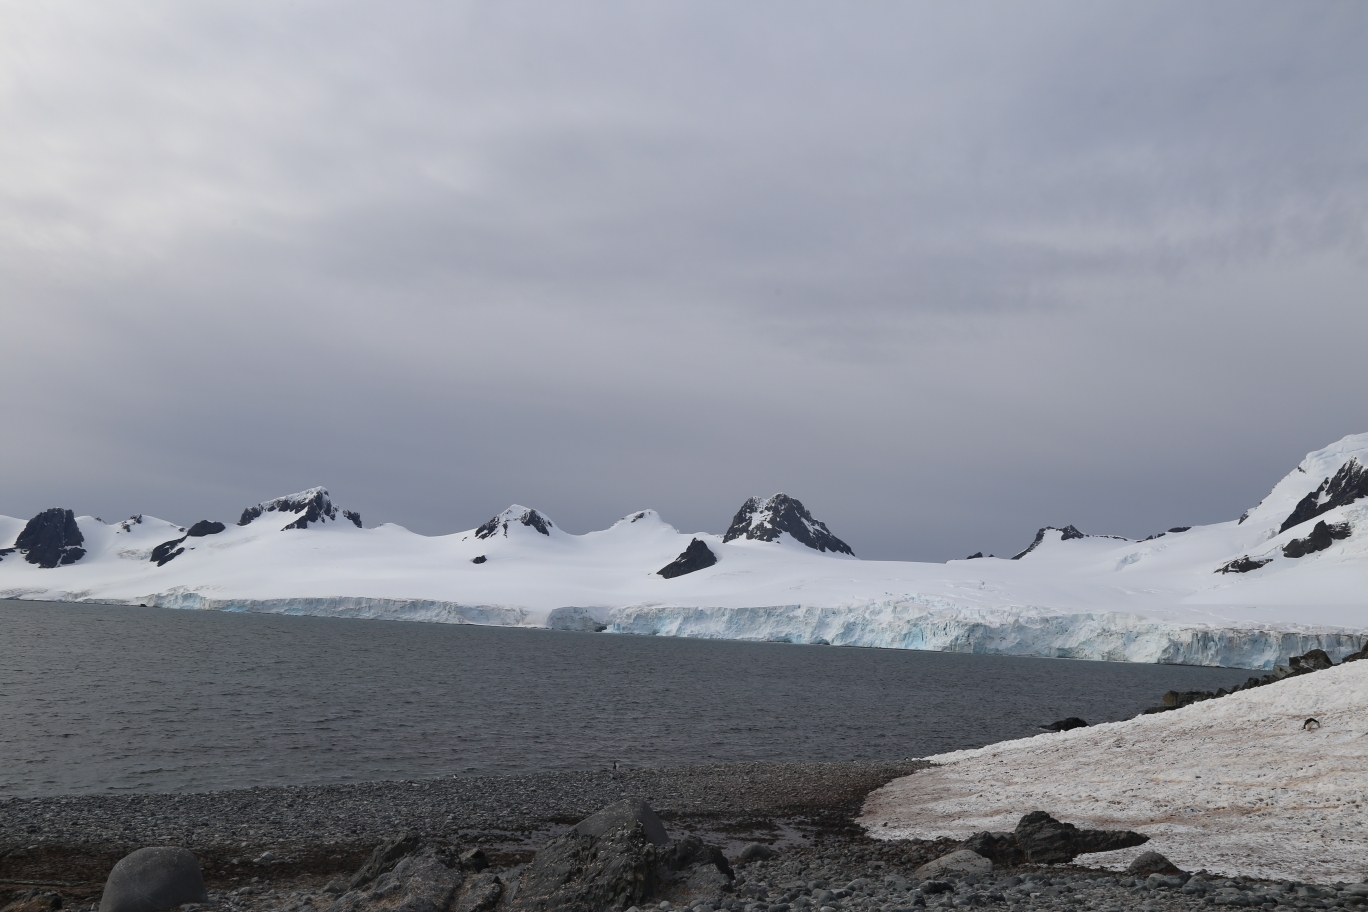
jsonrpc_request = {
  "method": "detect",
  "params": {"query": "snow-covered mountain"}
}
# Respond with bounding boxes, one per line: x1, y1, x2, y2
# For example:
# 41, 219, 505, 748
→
4, 435, 1368, 669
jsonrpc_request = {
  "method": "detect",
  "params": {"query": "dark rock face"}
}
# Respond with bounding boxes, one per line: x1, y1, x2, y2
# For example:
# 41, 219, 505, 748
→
1013, 811, 1147, 865
516, 800, 730, 912
657, 539, 718, 579
962, 831, 1024, 866
99, 846, 207, 912
1040, 717, 1088, 732
1167, 526, 1191, 533
721, 494, 853, 555
1216, 555, 1272, 574
151, 538, 186, 567
344, 510, 363, 528
1289, 648, 1333, 672
965, 552, 984, 560
15, 508, 86, 568
1282, 520, 1351, 558
475, 508, 553, 540
185, 520, 225, 537
239, 488, 351, 530
1280, 457, 1368, 533
1011, 525, 1085, 560
350, 834, 424, 890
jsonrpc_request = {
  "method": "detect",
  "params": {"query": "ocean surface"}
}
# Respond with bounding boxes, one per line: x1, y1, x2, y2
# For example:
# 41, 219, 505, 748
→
1, 599, 1253, 797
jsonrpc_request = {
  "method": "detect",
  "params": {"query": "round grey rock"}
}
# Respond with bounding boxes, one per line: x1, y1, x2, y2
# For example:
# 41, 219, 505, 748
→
573, 798, 670, 846
912, 849, 993, 880
100, 847, 207, 912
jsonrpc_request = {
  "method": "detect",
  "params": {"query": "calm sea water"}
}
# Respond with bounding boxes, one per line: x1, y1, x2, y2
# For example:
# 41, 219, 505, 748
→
0, 599, 1251, 797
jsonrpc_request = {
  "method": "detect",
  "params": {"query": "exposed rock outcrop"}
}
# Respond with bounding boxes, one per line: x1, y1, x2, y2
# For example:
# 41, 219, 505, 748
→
239, 488, 358, 530
514, 800, 730, 912
657, 539, 718, 579
1216, 555, 1271, 574
475, 507, 553, 540
722, 494, 853, 555
14, 508, 85, 568
1013, 811, 1147, 865
1011, 525, 1085, 560
1280, 457, 1368, 533
1282, 520, 1351, 558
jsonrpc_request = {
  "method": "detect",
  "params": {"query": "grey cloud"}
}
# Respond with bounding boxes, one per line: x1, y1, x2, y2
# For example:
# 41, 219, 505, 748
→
1, 0, 1366, 560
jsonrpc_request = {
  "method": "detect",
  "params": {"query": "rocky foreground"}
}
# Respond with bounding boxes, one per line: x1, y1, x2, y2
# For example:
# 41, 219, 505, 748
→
4, 760, 1368, 912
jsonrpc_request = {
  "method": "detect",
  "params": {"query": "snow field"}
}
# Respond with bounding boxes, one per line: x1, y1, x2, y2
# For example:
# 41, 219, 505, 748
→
859, 658, 1368, 882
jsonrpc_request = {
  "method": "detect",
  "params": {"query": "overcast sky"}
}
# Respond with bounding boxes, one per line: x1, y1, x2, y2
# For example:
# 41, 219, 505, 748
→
3, 1, 1366, 561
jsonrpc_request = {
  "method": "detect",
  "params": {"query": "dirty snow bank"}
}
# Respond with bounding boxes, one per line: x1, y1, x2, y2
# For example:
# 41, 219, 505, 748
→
859, 659, 1368, 882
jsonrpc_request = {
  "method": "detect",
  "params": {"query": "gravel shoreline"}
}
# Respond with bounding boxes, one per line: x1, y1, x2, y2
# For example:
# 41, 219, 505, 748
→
3, 760, 1362, 912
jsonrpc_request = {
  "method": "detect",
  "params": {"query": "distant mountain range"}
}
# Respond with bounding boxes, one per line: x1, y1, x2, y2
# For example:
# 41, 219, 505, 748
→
3, 435, 1367, 669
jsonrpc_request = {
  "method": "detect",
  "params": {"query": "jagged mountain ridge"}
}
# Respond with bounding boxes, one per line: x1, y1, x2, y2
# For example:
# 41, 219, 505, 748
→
3, 438, 1368, 669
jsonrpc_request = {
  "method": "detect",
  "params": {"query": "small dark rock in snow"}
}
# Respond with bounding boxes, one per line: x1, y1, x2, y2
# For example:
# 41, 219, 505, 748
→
1014, 811, 1148, 865
99, 847, 207, 912
1167, 526, 1192, 533
15, 507, 86, 568
1216, 555, 1272, 574
150, 538, 186, 567
471, 555, 487, 564
1040, 717, 1088, 732
657, 539, 718, 579
965, 552, 984, 559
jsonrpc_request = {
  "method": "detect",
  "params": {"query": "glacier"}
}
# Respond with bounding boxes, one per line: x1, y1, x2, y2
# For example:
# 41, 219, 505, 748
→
3, 435, 1368, 669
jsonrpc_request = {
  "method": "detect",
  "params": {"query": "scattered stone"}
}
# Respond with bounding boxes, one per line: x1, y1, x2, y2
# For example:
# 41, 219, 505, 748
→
15, 508, 85, 568
1040, 717, 1088, 732
1128, 851, 1183, 876
99, 847, 208, 912
912, 849, 992, 879
657, 539, 718, 579
1013, 811, 1148, 865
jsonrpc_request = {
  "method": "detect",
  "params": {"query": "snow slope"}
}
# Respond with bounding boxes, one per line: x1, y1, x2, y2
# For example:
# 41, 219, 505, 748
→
2, 435, 1368, 668
859, 658, 1368, 882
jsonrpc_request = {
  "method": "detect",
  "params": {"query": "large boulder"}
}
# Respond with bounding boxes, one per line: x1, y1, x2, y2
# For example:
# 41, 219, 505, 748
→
99, 847, 207, 912
516, 800, 730, 912
962, 831, 1023, 866
329, 854, 466, 912
1014, 812, 1148, 865
349, 834, 424, 890
912, 849, 993, 879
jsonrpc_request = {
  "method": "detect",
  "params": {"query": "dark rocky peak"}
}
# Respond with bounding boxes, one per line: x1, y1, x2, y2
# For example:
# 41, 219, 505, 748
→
14, 508, 86, 568
475, 506, 554, 540
1280, 457, 1368, 533
1011, 525, 1085, 560
721, 493, 854, 555
657, 539, 718, 579
186, 520, 225, 537
238, 487, 362, 530
118, 515, 143, 532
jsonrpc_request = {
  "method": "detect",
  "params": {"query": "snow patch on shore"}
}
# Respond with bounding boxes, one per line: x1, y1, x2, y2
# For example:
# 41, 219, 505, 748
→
860, 659, 1368, 882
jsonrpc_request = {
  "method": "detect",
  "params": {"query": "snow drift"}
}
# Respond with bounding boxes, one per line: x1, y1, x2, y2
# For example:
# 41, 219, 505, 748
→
3, 435, 1368, 668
